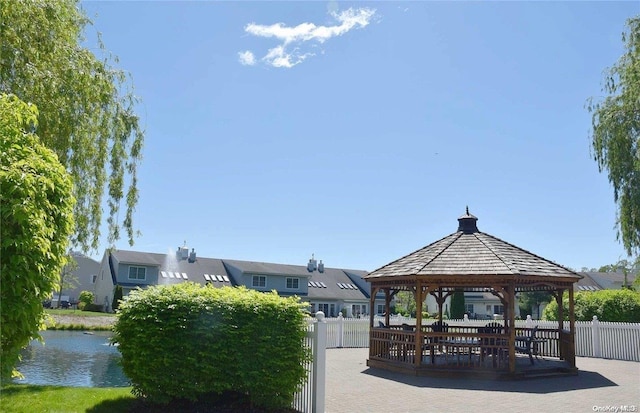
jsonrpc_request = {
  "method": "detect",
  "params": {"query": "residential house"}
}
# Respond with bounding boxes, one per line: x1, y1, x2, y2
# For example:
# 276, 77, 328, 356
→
581, 271, 637, 290
50, 252, 100, 308
93, 247, 384, 316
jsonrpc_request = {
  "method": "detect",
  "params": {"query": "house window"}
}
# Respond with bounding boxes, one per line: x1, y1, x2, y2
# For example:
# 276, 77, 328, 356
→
351, 304, 367, 317
286, 277, 299, 289
317, 303, 336, 317
252, 275, 266, 288
377, 304, 385, 315
91, 274, 97, 284
493, 305, 504, 315
465, 304, 474, 314
128, 266, 146, 280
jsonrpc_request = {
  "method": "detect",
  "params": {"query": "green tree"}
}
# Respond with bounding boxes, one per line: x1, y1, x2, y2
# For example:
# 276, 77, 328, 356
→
0, 94, 75, 381
394, 291, 416, 317
588, 16, 640, 256
450, 289, 466, 319
112, 284, 123, 313
519, 291, 552, 319
0, 0, 144, 251
55, 253, 79, 308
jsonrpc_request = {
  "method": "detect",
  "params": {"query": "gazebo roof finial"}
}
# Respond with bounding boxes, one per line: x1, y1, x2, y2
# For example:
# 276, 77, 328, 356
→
458, 207, 478, 233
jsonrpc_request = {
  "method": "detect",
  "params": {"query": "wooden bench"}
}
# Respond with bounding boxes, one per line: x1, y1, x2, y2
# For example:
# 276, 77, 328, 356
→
515, 326, 539, 365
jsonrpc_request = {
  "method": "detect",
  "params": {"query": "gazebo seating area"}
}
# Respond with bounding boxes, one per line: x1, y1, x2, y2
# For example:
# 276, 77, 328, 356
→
365, 209, 581, 379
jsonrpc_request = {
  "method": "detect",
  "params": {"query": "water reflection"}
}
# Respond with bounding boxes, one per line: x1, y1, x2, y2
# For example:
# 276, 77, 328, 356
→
14, 330, 129, 387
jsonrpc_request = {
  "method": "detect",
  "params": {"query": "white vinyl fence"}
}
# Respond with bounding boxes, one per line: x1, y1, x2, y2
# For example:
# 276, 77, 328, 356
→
320, 315, 640, 362
296, 314, 638, 413
293, 312, 327, 413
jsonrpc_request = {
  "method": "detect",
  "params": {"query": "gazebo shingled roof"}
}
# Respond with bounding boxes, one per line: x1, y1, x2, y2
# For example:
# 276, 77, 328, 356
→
366, 210, 581, 280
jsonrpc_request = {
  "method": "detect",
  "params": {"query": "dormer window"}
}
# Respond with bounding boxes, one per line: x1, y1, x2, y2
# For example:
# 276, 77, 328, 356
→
252, 275, 266, 288
128, 266, 146, 281
286, 277, 299, 289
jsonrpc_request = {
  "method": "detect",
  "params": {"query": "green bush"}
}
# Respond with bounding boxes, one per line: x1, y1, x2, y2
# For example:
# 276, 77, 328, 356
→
543, 290, 640, 322
82, 304, 104, 313
79, 291, 94, 307
113, 283, 310, 409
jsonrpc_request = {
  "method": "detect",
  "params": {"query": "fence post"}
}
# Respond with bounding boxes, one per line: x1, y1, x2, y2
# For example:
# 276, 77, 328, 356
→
592, 315, 601, 358
525, 315, 533, 328
337, 314, 344, 348
313, 311, 327, 413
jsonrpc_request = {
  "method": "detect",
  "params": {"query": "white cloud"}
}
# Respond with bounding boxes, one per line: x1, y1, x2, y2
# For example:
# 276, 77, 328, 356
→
240, 7, 376, 68
263, 45, 314, 68
238, 50, 256, 66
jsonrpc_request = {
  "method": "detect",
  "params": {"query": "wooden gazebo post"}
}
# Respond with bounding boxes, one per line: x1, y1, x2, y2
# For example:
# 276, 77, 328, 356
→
568, 287, 576, 368
507, 282, 516, 374
556, 289, 565, 360
369, 287, 377, 328
414, 281, 423, 367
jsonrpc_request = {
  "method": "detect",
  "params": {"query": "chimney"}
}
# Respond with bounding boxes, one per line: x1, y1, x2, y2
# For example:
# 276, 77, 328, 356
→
177, 246, 189, 261
188, 248, 196, 263
307, 254, 317, 272
318, 260, 324, 273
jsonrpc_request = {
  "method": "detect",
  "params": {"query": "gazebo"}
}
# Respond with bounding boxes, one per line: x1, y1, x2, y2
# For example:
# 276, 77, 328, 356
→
365, 209, 581, 378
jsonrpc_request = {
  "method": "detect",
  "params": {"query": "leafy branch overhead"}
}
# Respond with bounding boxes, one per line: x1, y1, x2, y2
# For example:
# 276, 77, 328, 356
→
0, 94, 76, 381
0, 0, 144, 251
588, 16, 640, 256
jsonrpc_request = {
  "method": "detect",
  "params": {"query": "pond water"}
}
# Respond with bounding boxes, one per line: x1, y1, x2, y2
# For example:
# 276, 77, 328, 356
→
13, 330, 129, 387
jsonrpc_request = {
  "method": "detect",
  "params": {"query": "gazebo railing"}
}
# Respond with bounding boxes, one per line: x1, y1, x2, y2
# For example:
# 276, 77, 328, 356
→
370, 324, 565, 371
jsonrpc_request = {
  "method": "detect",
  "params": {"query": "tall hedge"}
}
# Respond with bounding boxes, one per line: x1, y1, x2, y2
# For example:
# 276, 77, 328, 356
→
542, 289, 640, 322
113, 283, 310, 408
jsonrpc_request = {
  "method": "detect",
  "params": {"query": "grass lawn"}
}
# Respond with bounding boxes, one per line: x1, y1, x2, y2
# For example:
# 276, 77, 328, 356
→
1, 384, 300, 412
45, 309, 115, 317
1, 384, 135, 413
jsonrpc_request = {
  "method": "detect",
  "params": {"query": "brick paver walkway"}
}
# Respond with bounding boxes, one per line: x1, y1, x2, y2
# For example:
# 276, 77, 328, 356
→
325, 348, 640, 413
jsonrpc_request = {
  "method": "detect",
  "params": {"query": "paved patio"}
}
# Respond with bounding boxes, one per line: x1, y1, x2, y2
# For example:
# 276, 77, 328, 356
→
325, 348, 640, 413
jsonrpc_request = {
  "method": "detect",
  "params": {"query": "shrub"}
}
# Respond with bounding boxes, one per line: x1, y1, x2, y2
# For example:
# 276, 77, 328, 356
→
543, 289, 640, 322
82, 304, 104, 313
113, 283, 310, 409
78, 291, 94, 307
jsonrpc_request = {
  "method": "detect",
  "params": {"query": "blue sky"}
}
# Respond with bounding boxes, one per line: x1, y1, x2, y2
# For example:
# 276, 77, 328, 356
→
83, 1, 639, 272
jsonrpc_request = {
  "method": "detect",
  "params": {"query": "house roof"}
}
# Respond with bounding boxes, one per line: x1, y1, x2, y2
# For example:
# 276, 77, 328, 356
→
222, 259, 312, 277
580, 271, 636, 290
366, 211, 581, 281
307, 268, 368, 301
109, 249, 370, 300
575, 272, 605, 291
112, 250, 165, 266
110, 250, 232, 287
